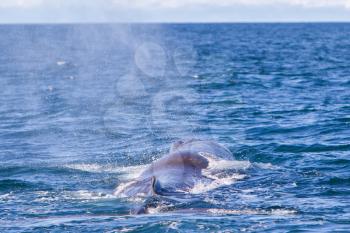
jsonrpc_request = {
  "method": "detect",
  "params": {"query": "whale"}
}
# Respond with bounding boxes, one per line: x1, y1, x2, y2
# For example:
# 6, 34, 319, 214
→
114, 139, 233, 213
169, 138, 233, 160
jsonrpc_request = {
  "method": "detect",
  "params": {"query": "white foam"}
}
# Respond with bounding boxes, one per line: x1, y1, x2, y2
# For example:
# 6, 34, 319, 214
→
33, 190, 116, 203
64, 163, 147, 180
185, 156, 250, 194
0, 193, 13, 201
146, 206, 164, 214
207, 157, 251, 171
207, 208, 297, 216
106, 227, 138, 233
65, 163, 111, 173
254, 162, 280, 170
168, 221, 179, 230
34, 196, 60, 202
190, 174, 246, 194
238, 193, 258, 201
64, 190, 115, 201
33, 191, 60, 203
203, 197, 222, 205
56, 61, 66, 66
269, 209, 297, 216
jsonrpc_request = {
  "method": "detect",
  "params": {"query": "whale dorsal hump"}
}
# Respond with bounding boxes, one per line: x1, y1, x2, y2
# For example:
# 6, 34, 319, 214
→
154, 151, 209, 170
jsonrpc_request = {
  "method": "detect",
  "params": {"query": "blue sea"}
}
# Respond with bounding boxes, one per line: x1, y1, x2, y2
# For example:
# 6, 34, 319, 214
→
0, 23, 350, 232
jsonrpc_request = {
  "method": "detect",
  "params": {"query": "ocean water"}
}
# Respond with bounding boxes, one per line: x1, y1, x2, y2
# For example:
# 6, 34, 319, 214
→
0, 23, 350, 232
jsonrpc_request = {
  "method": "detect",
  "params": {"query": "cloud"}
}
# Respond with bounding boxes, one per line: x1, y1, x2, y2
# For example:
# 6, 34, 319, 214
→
0, 0, 44, 8
109, 0, 350, 9
287, 0, 350, 8
1, 0, 350, 9
0, 0, 349, 23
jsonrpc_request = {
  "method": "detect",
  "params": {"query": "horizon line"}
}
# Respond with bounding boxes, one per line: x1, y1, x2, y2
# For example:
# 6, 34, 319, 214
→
1, 21, 350, 25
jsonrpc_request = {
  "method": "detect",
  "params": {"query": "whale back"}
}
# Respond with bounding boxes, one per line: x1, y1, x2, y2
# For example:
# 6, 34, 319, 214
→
115, 150, 210, 198
114, 139, 234, 214
170, 139, 233, 160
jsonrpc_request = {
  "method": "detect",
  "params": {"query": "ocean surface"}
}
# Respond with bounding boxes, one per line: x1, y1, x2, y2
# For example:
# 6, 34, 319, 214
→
0, 23, 350, 232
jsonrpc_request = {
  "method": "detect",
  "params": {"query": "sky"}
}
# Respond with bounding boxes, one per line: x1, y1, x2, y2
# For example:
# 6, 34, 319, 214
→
0, 0, 350, 23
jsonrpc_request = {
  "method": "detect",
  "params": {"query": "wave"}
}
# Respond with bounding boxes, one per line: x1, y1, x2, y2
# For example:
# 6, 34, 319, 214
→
0, 179, 37, 191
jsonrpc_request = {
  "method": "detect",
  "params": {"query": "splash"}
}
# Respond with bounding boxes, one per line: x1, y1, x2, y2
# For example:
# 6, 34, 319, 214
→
188, 156, 250, 194
190, 173, 246, 194
64, 163, 147, 180
206, 156, 251, 171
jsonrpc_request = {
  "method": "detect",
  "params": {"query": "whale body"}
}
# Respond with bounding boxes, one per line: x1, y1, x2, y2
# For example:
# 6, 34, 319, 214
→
115, 139, 232, 197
